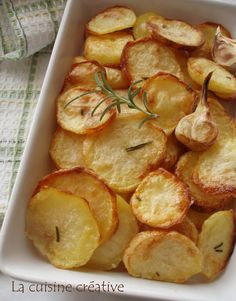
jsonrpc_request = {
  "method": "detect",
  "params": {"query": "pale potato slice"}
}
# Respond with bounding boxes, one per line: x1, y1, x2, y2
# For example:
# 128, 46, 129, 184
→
142, 73, 196, 135
187, 208, 212, 231
26, 187, 100, 269
121, 38, 183, 83
162, 134, 184, 171
83, 117, 167, 193
193, 138, 236, 196
123, 231, 202, 283
84, 32, 133, 66
148, 17, 204, 50
133, 12, 163, 39
176, 152, 231, 211
87, 195, 138, 270
192, 22, 231, 59
171, 217, 198, 244
131, 168, 191, 228
187, 57, 236, 98
198, 210, 235, 279
86, 6, 136, 35
105, 67, 129, 89
72, 56, 87, 64
34, 167, 118, 243
57, 87, 115, 135
49, 127, 85, 169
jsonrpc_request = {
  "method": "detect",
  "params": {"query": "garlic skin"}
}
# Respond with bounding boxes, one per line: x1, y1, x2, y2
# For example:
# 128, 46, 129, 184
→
212, 27, 236, 72
175, 72, 218, 151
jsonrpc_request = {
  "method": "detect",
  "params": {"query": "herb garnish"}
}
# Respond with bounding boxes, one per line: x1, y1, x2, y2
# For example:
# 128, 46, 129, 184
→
55, 226, 60, 243
136, 196, 142, 202
64, 71, 159, 128
80, 109, 84, 116
126, 141, 153, 152
156, 272, 160, 277
214, 242, 223, 252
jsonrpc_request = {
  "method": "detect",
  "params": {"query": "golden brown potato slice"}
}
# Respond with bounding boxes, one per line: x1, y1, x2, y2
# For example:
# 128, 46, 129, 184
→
187, 208, 212, 231
123, 231, 202, 283
86, 6, 136, 35
87, 195, 138, 270
26, 187, 100, 269
171, 217, 198, 244
133, 12, 163, 39
121, 38, 183, 83
148, 17, 204, 50
105, 67, 129, 89
83, 117, 167, 193
142, 73, 196, 135
34, 167, 118, 244
162, 134, 184, 171
192, 22, 231, 59
176, 152, 231, 211
187, 57, 236, 99
72, 56, 87, 64
57, 87, 115, 135
49, 127, 85, 169
193, 138, 236, 196
131, 168, 191, 228
198, 210, 235, 279
84, 32, 133, 67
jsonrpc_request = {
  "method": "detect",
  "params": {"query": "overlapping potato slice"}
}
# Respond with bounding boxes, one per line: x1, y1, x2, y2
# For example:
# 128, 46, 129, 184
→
123, 231, 202, 283
83, 117, 167, 193
86, 6, 136, 35
72, 56, 87, 64
105, 67, 129, 89
34, 167, 118, 243
57, 87, 115, 135
187, 57, 236, 99
162, 134, 184, 171
133, 12, 163, 39
192, 22, 231, 59
121, 38, 183, 83
176, 152, 231, 211
131, 168, 191, 228
147, 17, 204, 50
26, 187, 100, 269
198, 210, 235, 279
84, 32, 133, 66
49, 127, 85, 169
87, 195, 138, 270
193, 138, 236, 196
187, 208, 212, 231
142, 73, 196, 135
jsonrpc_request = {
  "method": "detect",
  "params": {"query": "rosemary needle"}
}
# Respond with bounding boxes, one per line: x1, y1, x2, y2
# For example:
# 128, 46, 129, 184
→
126, 141, 153, 152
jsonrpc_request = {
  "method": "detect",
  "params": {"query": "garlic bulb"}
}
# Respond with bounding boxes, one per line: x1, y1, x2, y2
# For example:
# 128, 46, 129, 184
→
212, 27, 236, 72
175, 72, 218, 151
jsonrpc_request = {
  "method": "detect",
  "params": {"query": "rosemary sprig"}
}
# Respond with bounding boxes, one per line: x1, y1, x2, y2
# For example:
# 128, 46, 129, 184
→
64, 71, 159, 127
126, 141, 153, 152
55, 226, 60, 243
214, 242, 223, 252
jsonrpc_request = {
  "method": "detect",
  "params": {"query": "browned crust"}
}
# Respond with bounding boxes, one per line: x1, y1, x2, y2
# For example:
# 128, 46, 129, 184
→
196, 22, 232, 39
86, 5, 136, 36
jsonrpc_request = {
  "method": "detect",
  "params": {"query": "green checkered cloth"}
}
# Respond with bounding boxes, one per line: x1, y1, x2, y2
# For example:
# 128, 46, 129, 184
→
0, 0, 66, 224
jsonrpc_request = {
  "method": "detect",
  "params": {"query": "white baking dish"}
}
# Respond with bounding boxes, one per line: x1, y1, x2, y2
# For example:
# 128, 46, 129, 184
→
0, 0, 236, 300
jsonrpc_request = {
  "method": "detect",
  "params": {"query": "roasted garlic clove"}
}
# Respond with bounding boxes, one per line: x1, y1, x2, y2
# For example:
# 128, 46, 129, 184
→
212, 27, 236, 72
175, 72, 218, 151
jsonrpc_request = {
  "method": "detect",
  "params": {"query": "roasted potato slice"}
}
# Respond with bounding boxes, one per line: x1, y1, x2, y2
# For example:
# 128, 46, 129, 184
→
49, 127, 85, 169
133, 12, 163, 39
72, 56, 87, 64
86, 6, 136, 35
198, 210, 235, 279
131, 168, 191, 228
105, 67, 129, 89
123, 231, 202, 283
26, 187, 100, 269
84, 32, 133, 67
148, 17, 204, 50
176, 152, 231, 211
87, 195, 138, 270
192, 22, 231, 59
83, 117, 167, 193
121, 38, 183, 83
193, 138, 236, 196
187, 57, 236, 99
162, 134, 184, 171
34, 167, 118, 243
57, 87, 115, 135
142, 73, 196, 135
187, 208, 212, 231
171, 217, 199, 244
